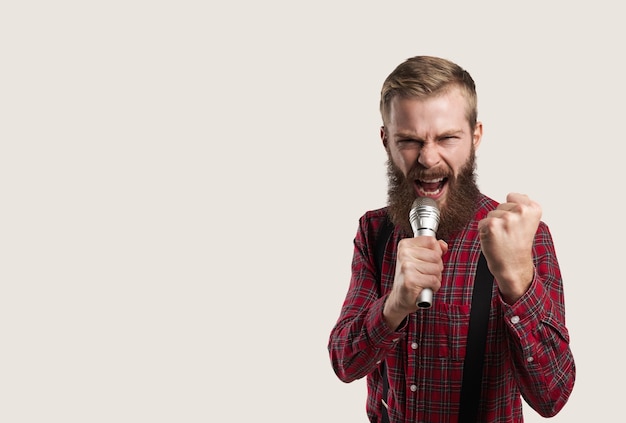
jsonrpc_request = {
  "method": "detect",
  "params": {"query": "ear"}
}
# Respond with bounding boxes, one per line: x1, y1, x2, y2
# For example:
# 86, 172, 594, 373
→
380, 126, 388, 149
472, 121, 483, 150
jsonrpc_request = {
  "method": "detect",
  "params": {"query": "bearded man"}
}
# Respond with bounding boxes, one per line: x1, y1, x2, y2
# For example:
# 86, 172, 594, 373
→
328, 56, 575, 423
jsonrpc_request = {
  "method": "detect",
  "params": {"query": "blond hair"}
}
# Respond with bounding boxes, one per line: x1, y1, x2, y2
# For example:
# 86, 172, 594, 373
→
379, 56, 478, 130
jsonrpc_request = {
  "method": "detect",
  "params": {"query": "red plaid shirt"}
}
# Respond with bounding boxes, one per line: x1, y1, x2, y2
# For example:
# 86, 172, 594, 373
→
328, 194, 575, 422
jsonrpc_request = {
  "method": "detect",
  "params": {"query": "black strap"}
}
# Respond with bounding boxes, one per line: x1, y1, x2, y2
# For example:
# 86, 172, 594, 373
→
458, 253, 493, 422
373, 217, 394, 423
373, 215, 493, 423
374, 216, 394, 286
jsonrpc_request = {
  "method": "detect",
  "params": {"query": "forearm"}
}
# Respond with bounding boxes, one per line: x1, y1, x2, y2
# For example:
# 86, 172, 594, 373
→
329, 296, 406, 382
504, 276, 575, 416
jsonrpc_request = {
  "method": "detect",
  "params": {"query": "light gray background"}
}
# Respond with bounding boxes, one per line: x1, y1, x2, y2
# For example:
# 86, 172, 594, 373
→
2, 1, 623, 421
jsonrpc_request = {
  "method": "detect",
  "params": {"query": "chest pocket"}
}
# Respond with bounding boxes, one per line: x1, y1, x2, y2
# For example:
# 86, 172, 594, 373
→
430, 302, 471, 361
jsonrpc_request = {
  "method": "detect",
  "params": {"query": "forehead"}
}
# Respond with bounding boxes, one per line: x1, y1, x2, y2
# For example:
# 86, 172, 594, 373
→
386, 89, 470, 133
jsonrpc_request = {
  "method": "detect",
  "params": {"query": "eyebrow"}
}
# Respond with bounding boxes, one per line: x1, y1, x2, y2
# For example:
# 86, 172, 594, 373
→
394, 129, 464, 139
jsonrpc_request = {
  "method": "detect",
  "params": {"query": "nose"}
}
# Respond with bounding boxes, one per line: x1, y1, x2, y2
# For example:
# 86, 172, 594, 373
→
417, 142, 440, 168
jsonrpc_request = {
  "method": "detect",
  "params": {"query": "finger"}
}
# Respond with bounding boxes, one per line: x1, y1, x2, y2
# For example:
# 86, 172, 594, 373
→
400, 238, 444, 260
403, 266, 443, 292
501, 196, 542, 221
506, 192, 530, 204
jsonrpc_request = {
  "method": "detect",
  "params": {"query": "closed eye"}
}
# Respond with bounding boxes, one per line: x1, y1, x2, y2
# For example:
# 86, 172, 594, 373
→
438, 134, 462, 146
396, 139, 422, 148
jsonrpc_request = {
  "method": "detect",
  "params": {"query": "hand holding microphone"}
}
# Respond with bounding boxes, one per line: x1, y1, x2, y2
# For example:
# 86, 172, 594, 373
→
382, 197, 445, 329
409, 197, 441, 308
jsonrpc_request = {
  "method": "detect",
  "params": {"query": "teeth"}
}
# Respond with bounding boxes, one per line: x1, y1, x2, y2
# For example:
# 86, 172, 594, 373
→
415, 177, 444, 197
419, 188, 442, 196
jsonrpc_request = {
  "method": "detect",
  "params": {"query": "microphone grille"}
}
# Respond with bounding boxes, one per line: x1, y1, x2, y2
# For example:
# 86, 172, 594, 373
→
410, 197, 440, 236
412, 197, 438, 210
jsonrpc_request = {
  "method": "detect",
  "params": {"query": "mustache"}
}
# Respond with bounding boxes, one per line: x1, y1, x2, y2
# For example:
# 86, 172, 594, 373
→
408, 166, 452, 181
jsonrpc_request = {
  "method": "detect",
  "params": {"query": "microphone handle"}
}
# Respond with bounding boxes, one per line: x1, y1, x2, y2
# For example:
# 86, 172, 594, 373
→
416, 288, 433, 309
415, 227, 436, 309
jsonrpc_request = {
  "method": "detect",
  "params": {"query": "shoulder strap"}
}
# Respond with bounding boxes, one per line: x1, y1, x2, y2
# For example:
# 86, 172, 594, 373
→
373, 215, 394, 423
458, 253, 494, 423
374, 215, 394, 280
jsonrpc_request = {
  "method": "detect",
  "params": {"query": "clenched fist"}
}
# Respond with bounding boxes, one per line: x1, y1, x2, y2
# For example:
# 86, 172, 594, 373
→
478, 192, 542, 304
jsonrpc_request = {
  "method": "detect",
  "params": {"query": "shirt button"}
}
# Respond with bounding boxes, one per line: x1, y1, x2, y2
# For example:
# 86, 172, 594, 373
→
411, 342, 418, 350
511, 315, 520, 324
410, 384, 417, 392
527, 356, 534, 363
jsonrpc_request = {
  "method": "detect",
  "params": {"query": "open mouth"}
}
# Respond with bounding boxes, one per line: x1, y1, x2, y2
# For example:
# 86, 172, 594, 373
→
414, 177, 448, 197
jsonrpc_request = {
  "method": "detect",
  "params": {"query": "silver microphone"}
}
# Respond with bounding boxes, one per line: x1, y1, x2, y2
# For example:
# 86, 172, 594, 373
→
409, 197, 440, 309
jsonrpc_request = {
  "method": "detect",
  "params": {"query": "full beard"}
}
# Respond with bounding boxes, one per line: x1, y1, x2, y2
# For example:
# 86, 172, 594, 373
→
386, 152, 480, 241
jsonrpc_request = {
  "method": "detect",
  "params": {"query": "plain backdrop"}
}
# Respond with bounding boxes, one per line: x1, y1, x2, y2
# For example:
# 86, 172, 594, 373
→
1, 1, 623, 422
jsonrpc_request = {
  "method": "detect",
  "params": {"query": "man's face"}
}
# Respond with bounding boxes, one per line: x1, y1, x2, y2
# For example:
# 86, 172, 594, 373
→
381, 87, 483, 237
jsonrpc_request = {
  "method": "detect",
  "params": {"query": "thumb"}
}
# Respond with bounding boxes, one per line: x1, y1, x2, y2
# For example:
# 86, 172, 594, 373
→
438, 239, 449, 255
